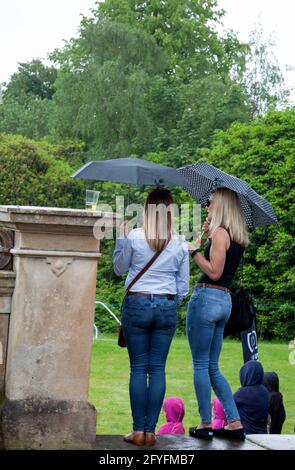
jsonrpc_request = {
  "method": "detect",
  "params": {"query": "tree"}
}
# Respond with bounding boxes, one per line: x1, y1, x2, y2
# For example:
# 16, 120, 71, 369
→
50, 0, 251, 156
3, 59, 57, 103
96, 0, 247, 81
0, 95, 54, 139
0, 60, 57, 139
241, 25, 290, 117
50, 20, 166, 157
172, 76, 250, 153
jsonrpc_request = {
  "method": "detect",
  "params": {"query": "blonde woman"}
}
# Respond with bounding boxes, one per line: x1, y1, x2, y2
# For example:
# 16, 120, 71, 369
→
113, 188, 189, 446
187, 188, 249, 440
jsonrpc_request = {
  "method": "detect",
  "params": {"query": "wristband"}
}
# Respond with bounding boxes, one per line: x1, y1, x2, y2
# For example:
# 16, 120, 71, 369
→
190, 249, 200, 258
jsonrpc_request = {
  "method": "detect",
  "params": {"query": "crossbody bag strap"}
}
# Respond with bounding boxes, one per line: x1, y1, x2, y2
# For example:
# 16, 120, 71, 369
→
126, 249, 163, 293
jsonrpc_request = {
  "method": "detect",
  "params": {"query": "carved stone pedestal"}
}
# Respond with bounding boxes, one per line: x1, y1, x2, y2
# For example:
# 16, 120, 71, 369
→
0, 206, 118, 450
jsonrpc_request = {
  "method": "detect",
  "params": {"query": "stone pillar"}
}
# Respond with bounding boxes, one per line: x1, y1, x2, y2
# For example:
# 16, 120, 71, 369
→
0, 272, 16, 403
0, 228, 15, 404
0, 206, 118, 450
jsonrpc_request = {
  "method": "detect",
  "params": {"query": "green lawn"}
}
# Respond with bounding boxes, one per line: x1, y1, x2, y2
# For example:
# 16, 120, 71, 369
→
89, 335, 295, 435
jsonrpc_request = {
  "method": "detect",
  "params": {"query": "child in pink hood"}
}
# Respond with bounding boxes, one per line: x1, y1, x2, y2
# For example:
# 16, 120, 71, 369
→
157, 397, 185, 435
212, 397, 228, 430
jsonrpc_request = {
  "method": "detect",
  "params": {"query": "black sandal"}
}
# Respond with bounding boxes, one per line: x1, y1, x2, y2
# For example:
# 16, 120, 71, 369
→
213, 427, 246, 440
189, 426, 213, 440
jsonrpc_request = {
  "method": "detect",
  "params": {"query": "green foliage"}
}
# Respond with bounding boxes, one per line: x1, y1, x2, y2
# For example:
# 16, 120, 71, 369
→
173, 77, 250, 151
0, 134, 85, 207
0, 95, 54, 139
194, 109, 295, 339
2, 1, 288, 157
50, 20, 166, 157
49, 0, 252, 156
0, 60, 58, 140
97, 0, 247, 80
3, 60, 57, 103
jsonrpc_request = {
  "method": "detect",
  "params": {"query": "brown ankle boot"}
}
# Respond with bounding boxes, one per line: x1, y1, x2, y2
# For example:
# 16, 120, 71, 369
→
123, 431, 145, 446
145, 432, 156, 447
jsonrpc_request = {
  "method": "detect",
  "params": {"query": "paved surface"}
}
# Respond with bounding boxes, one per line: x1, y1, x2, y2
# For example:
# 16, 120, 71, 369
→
95, 434, 264, 450
1, 434, 294, 450
246, 435, 295, 451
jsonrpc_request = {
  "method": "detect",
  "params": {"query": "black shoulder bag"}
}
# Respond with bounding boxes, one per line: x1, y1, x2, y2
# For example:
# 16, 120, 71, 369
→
224, 256, 255, 336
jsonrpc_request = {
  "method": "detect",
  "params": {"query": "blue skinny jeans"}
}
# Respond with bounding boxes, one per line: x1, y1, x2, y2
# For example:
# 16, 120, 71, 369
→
122, 294, 177, 433
186, 287, 240, 424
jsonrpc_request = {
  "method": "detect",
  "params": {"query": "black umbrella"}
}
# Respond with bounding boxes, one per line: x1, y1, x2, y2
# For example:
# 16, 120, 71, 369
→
71, 157, 186, 186
178, 162, 278, 228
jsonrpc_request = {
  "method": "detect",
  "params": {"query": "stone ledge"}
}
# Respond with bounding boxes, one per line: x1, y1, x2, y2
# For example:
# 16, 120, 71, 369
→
0, 206, 119, 219
246, 434, 295, 451
95, 434, 264, 451
1, 433, 294, 451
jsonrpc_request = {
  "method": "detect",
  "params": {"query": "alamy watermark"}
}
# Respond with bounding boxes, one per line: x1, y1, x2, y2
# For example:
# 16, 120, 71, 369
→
93, 196, 203, 241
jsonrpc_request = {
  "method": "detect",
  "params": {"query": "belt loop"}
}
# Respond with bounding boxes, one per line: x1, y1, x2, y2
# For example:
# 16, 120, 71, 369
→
151, 294, 154, 301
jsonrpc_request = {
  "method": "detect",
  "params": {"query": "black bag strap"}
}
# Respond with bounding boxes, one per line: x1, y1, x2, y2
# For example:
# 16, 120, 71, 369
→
240, 254, 244, 287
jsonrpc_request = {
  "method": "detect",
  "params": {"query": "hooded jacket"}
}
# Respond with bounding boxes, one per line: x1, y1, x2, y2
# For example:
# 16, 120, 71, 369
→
212, 397, 228, 430
263, 372, 286, 434
157, 397, 185, 435
233, 361, 270, 435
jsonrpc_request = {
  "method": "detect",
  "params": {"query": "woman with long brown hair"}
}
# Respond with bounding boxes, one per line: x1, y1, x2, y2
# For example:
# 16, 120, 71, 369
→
187, 188, 249, 440
113, 188, 189, 446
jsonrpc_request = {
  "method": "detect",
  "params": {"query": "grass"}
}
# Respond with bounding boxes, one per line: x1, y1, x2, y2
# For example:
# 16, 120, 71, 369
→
89, 335, 295, 435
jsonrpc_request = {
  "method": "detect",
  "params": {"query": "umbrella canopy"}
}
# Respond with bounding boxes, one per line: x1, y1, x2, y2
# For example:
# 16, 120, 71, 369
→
71, 157, 186, 187
178, 162, 278, 228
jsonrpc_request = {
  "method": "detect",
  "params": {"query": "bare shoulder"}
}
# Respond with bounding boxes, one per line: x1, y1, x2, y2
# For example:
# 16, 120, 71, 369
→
211, 227, 230, 249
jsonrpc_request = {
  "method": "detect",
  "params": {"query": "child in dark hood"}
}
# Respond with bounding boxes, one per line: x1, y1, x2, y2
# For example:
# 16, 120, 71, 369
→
157, 397, 185, 435
263, 372, 286, 434
233, 361, 270, 435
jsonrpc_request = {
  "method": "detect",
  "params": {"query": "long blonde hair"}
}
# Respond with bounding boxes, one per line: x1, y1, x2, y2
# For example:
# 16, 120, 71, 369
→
143, 188, 175, 252
208, 188, 249, 246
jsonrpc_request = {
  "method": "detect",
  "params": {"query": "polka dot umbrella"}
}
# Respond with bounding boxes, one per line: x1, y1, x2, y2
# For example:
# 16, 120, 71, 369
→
178, 162, 278, 228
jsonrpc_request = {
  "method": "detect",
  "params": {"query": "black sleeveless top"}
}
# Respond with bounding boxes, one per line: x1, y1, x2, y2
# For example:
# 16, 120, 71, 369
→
198, 229, 245, 288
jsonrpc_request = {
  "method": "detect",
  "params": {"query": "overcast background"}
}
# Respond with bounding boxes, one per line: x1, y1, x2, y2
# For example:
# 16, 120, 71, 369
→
1, 0, 294, 101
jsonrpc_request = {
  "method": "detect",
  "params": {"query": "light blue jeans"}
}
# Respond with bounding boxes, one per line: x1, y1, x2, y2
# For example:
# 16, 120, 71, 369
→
186, 287, 240, 424
122, 294, 177, 433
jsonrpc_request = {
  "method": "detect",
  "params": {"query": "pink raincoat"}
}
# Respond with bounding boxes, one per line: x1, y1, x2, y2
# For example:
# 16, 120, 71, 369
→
212, 397, 228, 430
157, 397, 185, 435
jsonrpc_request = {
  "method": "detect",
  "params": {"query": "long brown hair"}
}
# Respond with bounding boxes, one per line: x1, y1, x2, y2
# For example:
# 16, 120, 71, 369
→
143, 188, 175, 252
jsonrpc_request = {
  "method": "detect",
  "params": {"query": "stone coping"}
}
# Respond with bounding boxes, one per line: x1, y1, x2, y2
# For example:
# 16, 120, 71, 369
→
0, 206, 120, 220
